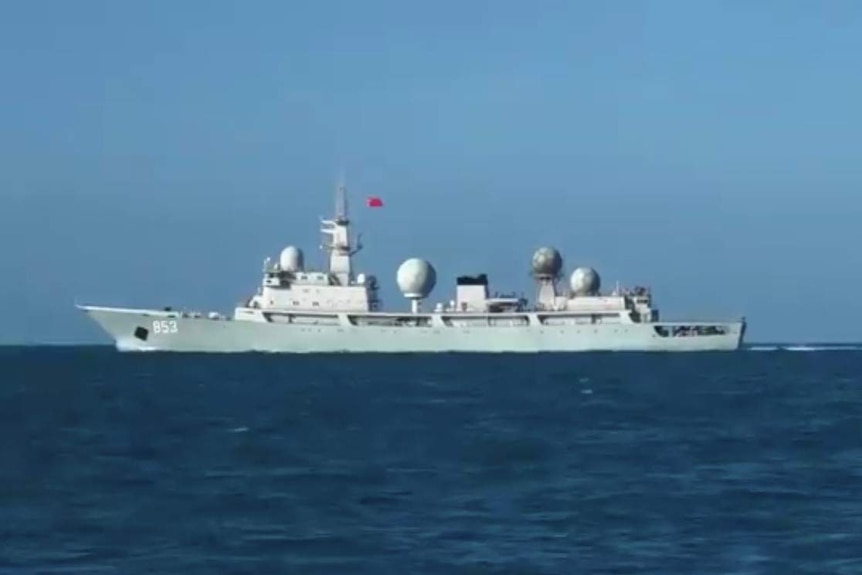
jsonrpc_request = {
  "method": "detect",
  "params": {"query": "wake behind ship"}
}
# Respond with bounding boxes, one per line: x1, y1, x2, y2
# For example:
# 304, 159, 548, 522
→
78, 184, 746, 352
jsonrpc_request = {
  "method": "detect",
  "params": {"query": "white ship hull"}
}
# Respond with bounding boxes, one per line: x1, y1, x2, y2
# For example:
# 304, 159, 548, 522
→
79, 305, 746, 353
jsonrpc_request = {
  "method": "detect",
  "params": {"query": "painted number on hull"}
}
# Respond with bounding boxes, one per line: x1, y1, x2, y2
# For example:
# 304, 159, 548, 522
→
153, 320, 178, 334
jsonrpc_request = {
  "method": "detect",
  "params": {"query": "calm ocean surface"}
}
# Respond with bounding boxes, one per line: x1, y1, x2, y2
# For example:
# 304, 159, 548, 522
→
1, 345, 861, 574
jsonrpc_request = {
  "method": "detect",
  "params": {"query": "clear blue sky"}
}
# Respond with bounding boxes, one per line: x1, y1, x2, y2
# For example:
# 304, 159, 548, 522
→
2, 0, 861, 344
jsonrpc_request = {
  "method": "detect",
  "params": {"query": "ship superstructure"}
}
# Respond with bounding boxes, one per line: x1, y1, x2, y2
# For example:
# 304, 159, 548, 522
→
79, 183, 746, 352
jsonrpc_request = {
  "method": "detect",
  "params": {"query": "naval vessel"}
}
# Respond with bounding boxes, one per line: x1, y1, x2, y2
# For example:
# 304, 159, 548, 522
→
78, 184, 746, 352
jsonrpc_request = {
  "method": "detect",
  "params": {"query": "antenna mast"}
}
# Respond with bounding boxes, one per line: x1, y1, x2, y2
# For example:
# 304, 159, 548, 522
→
320, 176, 361, 285
335, 173, 348, 224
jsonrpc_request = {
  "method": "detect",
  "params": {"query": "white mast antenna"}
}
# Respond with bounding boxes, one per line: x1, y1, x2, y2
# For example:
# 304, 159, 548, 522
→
320, 174, 360, 285
335, 171, 348, 224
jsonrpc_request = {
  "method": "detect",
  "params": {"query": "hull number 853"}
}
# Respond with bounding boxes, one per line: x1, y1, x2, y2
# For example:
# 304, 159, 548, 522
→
152, 320, 178, 334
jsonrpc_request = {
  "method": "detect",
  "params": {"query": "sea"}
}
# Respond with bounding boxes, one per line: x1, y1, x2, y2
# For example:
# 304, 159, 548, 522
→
1, 344, 861, 574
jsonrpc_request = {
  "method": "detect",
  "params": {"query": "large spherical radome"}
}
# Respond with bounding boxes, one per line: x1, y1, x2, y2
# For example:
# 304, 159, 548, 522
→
396, 258, 436, 299
531, 247, 563, 277
570, 266, 601, 295
279, 246, 304, 272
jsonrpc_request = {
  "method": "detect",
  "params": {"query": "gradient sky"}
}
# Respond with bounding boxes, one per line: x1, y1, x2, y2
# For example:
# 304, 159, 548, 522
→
2, 0, 862, 344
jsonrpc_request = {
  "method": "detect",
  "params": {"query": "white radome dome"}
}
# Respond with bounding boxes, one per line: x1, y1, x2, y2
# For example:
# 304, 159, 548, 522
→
279, 246, 304, 272
570, 266, 601, 295
531, 246, 563, 277
397, 257, 436, 299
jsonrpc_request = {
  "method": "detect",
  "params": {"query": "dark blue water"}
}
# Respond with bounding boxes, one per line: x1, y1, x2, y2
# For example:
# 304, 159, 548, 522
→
1, 346, 861, 574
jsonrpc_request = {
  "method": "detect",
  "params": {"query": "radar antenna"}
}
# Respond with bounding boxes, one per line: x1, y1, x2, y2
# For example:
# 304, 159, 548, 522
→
335, 172, 348, 225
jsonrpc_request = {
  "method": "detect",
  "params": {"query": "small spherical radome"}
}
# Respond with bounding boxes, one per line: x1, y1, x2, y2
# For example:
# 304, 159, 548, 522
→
396, 258, 436, 299
531, 247, 563, 277
279, 246, 304, 272
570, 266, 601, 295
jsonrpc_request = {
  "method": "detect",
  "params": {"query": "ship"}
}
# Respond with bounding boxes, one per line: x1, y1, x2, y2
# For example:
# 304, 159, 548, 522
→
78, 183, 746, 352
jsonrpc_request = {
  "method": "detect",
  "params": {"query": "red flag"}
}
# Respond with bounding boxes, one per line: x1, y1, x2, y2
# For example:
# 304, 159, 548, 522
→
366, 196, 383, 208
